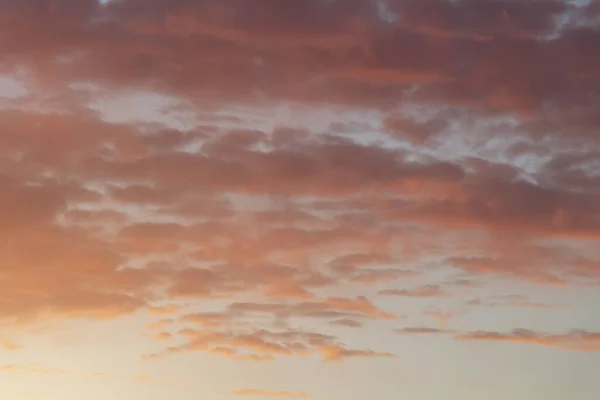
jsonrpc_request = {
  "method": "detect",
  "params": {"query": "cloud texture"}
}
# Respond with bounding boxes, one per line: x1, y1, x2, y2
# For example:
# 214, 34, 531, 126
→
1, 1, 600, 399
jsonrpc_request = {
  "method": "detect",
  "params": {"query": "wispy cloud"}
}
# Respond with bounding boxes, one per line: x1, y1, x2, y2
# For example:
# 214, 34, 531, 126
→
395, 327, 454, 335
457, 329, 600, 351
228, 389, 309, 398
0, 339, 23, 351
380, 285, 452, 298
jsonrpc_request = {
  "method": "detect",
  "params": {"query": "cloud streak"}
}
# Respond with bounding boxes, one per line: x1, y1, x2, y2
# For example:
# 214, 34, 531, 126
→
228, 389, 308, 398
457, 329, 600, 352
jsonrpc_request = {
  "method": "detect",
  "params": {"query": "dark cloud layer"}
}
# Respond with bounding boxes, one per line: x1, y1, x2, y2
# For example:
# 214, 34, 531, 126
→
0, 0, 597, 118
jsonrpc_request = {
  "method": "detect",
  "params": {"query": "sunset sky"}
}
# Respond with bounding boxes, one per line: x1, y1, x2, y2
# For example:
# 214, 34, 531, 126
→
1, 1, 600, 399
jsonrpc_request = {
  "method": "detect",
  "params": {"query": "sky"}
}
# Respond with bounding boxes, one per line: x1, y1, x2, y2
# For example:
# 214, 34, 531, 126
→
1, 0, 600, 399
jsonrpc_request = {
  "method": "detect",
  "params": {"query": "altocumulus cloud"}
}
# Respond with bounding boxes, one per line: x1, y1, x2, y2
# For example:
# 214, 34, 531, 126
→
0, 1, 599, 385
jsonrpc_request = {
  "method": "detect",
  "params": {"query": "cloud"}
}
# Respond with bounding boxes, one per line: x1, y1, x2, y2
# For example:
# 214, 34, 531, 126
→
392, 0, 569, 38
457, 329, 600, 351
0, 0, 599, 377
180, 312, 232, 328
328, 252, 418, 284
466, 295, 567, 310
0, 364, 68, 376
0, 0, 596, 122
395, 327, 454, 335
423, 308, 465, 329
228, 389, 308, 398
144, 327, 392, 363
154, 332, 173, 342
320, 344, 396, 362
330, 319, 363, 328
225, 296, 396, 322
147, 319, 174, 331
147, 304, 183, 316
384, 177, 600, 242
380, 285, 451, 298
0, 339, 23, 351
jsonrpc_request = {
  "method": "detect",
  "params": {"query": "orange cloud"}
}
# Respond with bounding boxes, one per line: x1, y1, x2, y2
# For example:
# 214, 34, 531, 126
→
0, 339, 23, 351
144, 326, 392, 363
226, 296, 396, 322
147, 319, 174, 331
154, 332, 173, 342
147, 304, 183, 316
0, 0, 600, 379
180, 312, 232, 328
457, 329, 600, 351
320, 344, 395, 362
0, 364, 68, 376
